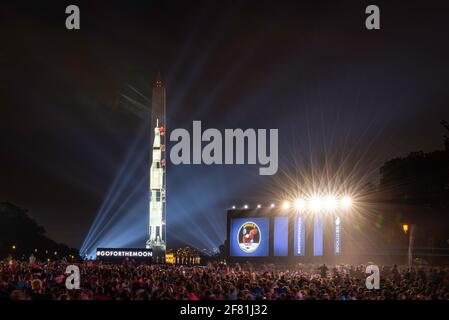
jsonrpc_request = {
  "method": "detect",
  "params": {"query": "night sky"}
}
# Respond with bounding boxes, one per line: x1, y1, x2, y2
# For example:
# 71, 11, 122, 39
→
1, 0, 449, 251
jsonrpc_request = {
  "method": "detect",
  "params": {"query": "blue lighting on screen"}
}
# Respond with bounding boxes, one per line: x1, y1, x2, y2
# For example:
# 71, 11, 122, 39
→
313, 217, 323, 256
273, 216, 288, 256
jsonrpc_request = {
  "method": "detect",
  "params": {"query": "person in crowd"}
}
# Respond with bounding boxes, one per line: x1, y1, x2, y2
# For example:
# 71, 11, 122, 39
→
29, 254, 36, 266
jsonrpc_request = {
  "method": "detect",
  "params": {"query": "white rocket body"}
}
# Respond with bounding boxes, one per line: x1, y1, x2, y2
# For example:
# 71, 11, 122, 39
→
148, 124, 164, 244
146, 75, 166, 257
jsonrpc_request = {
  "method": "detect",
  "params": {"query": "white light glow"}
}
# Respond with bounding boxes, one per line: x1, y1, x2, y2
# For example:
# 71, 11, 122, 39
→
308, 196, 323, 212
294, 198, 306, 211
323, 196, 338, 211
341, 196, 352, 209
282, 201, 290, 209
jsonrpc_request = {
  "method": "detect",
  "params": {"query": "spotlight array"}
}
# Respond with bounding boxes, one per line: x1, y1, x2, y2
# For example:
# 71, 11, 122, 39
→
230, 195, 353, 212
294, 198, 306, 211
308, 196, 323, 212
323, 196, 338, 211
341, 196, 352, 209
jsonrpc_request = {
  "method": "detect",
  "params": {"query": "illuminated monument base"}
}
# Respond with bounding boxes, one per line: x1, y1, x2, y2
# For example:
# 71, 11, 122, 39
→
146, 243, 166, 263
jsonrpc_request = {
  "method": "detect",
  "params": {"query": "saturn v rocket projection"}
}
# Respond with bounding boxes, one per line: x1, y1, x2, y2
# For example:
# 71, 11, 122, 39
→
146, 74, 166, 257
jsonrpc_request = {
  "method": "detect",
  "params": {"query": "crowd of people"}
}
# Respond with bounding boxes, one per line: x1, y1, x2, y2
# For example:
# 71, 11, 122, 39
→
1, 256, 448, 300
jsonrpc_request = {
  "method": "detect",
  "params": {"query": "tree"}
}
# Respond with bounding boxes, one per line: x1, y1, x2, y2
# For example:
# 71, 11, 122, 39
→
379, 150, 449, 208
0, 202, 79, 259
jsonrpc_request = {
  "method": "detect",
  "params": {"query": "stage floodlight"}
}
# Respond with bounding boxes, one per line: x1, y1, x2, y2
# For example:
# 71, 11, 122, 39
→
294, 198, 306, 211
308, 196, 323, 212
270, 203, 275, 208
244, 204, 249, 209
257, 204, 261, 209
323, 196, 338, 211
341, 196, 352, 209
282, 201, 290, 209
231, 205, 236, 209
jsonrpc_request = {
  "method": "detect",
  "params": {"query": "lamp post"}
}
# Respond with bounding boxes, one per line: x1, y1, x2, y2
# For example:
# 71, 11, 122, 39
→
402, 224, 409, 234
407, 225, 416, 267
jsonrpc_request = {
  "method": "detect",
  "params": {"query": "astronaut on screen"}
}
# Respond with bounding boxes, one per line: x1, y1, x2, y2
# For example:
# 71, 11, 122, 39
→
238, 222, 261, 253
